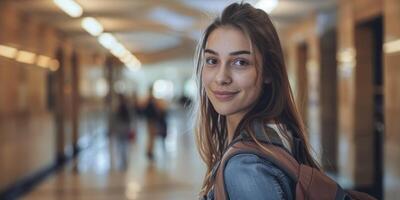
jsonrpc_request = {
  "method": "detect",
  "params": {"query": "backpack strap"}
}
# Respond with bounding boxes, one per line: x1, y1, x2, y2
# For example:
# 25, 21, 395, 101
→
211, 122, 291, 185
213, 122, 350, 200
214, 140, 342, 200
211, 123, 289, 187
214, 140, 300, 200
346, 190, 377, 200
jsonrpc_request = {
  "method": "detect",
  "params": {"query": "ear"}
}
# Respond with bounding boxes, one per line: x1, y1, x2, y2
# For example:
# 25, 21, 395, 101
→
264, 77, 272, 84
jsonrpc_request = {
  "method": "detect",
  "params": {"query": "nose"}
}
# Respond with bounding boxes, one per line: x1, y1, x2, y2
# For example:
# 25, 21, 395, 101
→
215, 64, 232, 85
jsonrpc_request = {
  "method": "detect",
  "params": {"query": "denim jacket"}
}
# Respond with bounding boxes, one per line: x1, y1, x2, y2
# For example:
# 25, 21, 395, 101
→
203, 124, 295, 200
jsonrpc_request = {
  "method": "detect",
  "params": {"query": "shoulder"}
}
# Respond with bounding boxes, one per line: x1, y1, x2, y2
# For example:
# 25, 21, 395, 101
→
223, 153, 294, 200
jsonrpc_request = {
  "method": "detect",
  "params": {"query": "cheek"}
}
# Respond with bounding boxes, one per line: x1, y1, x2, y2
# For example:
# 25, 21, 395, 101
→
201, 68, 213, 87
236, 72, 263, 100
235, 71, 261, 89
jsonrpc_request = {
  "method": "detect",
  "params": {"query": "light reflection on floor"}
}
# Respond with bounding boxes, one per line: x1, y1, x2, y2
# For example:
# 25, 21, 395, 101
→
23, 107, 205, 200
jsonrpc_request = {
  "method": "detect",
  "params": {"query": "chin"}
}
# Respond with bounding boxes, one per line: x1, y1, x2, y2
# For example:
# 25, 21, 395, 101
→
213, 106, 236, 116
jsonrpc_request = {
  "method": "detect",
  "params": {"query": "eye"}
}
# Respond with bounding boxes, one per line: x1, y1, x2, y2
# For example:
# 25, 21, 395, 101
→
205, 57, 218, 65
232, 59, 249, 67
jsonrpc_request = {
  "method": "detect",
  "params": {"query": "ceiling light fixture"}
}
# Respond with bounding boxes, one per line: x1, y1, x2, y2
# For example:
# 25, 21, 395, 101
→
98, 33, 117, 49
0, 44, 18, 59
16, 50, 36, 64
255, 0, 279, 13
384, 39, 400, 54
120, 53, 133, 63
53, 0, 83, 18
97, 33, 142, 70
126, 61, 141, 71
110, 43, 128, 58
82, 17, 104, 36
36, 55, 51, 68
49, 59, 60, 71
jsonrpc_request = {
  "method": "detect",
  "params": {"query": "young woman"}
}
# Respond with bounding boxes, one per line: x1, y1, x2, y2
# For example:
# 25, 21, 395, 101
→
193, 2, 320, 200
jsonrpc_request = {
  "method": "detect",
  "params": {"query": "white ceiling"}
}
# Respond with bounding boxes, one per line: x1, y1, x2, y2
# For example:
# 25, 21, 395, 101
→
8, 0, 337, 64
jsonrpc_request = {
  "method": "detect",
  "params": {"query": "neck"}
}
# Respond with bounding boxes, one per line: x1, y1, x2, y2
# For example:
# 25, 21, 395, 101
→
226, 114, 244, 143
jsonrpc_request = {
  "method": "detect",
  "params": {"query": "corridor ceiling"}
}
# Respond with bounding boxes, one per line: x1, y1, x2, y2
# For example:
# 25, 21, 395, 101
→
8, 0, 336, 64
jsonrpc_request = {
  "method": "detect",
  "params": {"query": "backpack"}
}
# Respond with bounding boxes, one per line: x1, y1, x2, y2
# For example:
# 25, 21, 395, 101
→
213, 124, 377, 200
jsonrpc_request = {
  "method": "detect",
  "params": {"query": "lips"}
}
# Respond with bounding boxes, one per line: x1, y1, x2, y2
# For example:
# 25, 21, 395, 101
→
212, 90, 239, 101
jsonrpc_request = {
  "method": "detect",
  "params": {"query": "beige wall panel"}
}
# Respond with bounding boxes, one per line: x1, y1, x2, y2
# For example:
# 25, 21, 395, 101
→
0, 113, 55, 190
337, 0, 356, 185
0, 2, 19, 45
0, 59, 18, 115
26, 67, 47, 113
21, 16, 47, 113
0, 2, 21, 115
384, 0, 400, 198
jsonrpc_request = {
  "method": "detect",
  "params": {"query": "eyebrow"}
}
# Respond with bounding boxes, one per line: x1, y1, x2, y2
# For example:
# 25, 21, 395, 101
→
204, 49, 251, 56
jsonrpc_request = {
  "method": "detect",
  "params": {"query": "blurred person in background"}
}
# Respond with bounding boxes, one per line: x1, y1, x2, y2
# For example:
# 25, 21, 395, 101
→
113, 94, 132, 170
193, 3, 320, 200
128, 92, 139, 142
157, 102, 168, 150
178, 94, 193, 109
143, 86, 170, 160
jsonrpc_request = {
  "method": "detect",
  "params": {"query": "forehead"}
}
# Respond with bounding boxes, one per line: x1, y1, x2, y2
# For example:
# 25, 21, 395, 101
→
205, 26, 252, 52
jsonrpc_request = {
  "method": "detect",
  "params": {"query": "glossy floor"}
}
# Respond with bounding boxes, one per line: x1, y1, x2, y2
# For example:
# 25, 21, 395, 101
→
23, 109, 205, 200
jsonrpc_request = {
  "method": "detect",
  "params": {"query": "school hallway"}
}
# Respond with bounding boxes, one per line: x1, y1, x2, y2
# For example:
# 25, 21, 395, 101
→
21, 108, 204, 200
1, 0, 400, 199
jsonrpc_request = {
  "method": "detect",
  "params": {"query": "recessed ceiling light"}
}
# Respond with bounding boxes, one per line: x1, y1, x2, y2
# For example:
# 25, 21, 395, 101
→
53, 0, 83, 18
82, 17, 104, 36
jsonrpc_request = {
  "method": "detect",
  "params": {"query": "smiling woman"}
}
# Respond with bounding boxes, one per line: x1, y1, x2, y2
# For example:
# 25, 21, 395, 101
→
202, 26, 264, 141
192, 2, 320, 200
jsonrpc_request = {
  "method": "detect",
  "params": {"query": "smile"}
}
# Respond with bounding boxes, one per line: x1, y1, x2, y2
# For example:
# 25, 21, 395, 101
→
212, 90, 239, 101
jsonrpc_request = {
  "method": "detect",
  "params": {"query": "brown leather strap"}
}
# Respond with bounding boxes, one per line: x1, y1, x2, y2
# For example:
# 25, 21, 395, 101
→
214, 140, 345, 200
214, 141, 300, 200
347, 190, 377, 200
295, 165, 313, 200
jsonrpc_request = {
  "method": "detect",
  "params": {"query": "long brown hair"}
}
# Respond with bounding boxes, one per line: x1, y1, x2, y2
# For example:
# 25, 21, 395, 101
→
192, 2, 320, 196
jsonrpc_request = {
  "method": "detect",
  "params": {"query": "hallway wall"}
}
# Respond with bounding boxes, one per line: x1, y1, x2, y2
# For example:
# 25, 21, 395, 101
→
383, 0, 400, 198
0, 3, 57, 190
284, 1, 398, 199
0, 1, 105, 192
336, 0, 400, 198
